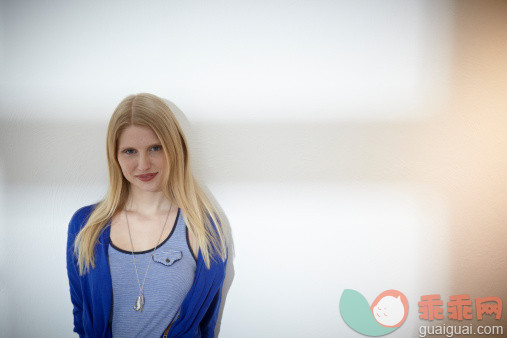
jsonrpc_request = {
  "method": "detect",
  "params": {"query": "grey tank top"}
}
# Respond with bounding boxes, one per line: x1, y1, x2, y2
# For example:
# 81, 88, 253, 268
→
108, 209, 197, 338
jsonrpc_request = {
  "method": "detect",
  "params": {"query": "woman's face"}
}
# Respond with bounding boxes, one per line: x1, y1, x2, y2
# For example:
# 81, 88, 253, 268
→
117, 124, 168, 193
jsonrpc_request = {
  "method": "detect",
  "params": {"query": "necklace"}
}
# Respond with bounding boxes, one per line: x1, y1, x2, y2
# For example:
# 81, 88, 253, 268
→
125, 203, 172, 312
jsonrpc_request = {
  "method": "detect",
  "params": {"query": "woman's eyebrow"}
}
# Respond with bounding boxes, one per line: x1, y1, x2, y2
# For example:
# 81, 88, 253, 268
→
118, 145, 134, 151
118, 143, 162, 151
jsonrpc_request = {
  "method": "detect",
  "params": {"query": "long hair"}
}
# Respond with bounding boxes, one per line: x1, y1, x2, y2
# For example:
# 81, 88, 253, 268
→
74, 93, 227, 274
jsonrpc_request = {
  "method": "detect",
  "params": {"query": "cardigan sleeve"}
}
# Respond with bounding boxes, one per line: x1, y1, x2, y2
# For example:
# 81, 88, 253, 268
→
66, 206, 91, 337
199, 287, 223, 337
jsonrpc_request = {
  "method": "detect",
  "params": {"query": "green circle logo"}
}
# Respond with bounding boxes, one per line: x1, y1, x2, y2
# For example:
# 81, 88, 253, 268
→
340, 289, 409, 336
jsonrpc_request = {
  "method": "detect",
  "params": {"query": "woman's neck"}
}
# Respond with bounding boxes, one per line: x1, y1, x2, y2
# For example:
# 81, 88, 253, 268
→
125, 188, 173, 216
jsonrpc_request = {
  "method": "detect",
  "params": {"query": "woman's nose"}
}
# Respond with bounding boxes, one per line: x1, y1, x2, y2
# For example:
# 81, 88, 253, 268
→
138, 153, 151, 170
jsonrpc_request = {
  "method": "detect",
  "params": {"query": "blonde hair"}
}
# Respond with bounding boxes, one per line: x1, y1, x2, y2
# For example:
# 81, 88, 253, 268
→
74, 93, 227, 274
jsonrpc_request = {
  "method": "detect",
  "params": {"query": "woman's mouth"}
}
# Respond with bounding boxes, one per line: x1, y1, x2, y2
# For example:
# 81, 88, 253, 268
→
136, 173, 157, 182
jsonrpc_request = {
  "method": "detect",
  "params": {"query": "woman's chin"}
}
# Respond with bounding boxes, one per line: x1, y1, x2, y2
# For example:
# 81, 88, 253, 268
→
130, 182, 163, 193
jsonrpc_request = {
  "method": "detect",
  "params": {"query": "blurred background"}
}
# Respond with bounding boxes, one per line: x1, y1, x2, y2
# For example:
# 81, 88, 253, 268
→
0, 1, 506, 337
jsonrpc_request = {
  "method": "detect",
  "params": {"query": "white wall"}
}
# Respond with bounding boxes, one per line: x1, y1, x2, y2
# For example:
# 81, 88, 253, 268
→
0, 1, 468, 337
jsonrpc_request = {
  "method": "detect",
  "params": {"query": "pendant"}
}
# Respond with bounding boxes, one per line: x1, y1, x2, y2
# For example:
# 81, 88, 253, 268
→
134, 294, 145, 312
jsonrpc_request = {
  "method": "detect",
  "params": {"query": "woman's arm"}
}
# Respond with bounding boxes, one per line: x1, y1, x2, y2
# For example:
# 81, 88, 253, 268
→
199, 288, 223, 337
66, 209, 87, 337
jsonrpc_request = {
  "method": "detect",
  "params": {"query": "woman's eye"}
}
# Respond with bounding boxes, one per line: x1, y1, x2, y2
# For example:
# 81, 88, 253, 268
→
151, 145, 162, 151
123, 149, 136, 155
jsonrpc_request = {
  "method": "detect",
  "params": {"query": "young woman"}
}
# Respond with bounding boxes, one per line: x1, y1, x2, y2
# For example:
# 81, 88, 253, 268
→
66, 93, 228, 337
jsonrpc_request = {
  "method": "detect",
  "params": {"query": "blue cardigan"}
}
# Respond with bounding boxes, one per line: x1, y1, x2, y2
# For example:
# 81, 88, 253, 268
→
66, 204, 227, 337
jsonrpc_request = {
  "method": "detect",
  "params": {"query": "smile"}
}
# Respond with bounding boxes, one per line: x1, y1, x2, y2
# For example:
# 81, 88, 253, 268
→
136, 173, 157, 182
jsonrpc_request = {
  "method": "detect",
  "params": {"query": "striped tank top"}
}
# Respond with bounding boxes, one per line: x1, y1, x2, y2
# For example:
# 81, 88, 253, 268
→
108, 209, 197, 337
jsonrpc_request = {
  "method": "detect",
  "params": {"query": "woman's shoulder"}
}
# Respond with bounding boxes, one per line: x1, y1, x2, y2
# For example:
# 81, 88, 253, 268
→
68, 203, 98, 233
